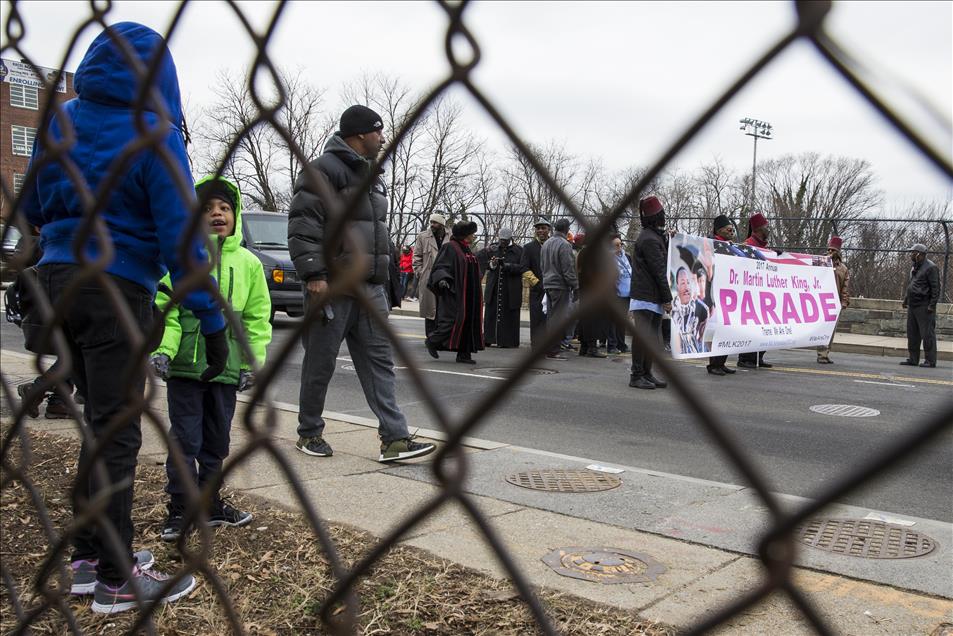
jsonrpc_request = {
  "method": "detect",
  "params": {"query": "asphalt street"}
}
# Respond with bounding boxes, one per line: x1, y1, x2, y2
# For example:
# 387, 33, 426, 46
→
2, 311, 951, 522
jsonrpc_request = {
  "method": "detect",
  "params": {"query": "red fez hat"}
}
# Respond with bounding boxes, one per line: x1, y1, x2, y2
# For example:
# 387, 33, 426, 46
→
828, 236, 843, 250
749, 213, 768, 230
639, 196, 663, 217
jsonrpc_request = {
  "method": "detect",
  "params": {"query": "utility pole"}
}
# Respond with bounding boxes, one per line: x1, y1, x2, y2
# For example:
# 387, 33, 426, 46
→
739, 117, 773, 219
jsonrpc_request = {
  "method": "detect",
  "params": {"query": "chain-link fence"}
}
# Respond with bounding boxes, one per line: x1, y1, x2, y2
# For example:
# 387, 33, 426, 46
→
1, 1, 951, 634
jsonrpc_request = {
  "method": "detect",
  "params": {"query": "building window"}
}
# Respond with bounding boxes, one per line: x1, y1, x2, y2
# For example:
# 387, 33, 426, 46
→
11, 125, 37, 156
13, 174, 26, 196
9, 84, 39, 110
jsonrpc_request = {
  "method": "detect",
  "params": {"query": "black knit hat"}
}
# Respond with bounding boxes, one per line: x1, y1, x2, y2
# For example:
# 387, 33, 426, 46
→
196, 179, 236, 211
340, 105, 384, 137
713, 215, 732, 232
451, 220, 478, 239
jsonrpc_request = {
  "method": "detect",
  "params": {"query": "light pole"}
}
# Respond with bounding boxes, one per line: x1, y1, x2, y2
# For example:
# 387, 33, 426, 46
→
739, 117, 772, 218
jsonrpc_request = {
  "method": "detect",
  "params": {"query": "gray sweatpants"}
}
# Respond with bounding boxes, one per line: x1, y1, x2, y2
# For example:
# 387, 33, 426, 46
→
297, 283, 410, 443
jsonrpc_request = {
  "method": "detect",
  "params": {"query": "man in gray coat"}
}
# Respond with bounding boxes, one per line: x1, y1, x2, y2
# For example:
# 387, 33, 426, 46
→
413, 212, 448, 338
540, 217, 578, 360
900, 243, 940, 368
288, 105, 435, 462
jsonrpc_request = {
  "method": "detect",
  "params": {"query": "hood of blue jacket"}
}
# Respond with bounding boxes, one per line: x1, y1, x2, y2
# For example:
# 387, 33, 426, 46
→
74, 21, 182, 126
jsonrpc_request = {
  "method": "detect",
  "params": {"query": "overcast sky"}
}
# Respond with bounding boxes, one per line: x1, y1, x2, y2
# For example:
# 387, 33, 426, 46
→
4, 1, 951, 211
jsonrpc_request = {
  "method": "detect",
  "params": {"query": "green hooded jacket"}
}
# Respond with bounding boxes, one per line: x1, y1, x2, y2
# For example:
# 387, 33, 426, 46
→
154, 176, 272, 384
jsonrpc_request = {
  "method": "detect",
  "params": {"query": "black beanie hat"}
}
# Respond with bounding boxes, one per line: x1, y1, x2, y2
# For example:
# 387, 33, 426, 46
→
451, 220, 478, 239
340, 105, 384, 137
713, 215, 732, 232
196, 179, 236, 211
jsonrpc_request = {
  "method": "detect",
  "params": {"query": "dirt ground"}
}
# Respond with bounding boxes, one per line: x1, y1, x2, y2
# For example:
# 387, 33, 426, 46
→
1, 424, 674, 635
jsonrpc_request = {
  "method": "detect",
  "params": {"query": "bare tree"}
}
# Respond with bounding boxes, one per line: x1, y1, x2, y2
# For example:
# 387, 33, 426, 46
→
195, 68, 329, 211
755, 152, 882, 249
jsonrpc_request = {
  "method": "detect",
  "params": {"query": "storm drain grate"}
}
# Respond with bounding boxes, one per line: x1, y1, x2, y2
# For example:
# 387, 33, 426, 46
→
506, 469, 621, 493
809, 404, 881, 417
796, 518, 937, 559
542, 547, 666, 584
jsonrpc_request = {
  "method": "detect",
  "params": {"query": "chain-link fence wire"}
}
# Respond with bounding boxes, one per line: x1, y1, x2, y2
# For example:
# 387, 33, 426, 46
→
1, 0, 951, 634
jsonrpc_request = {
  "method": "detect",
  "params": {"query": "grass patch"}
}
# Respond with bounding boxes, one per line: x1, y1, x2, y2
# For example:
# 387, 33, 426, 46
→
1, 424, 674, 635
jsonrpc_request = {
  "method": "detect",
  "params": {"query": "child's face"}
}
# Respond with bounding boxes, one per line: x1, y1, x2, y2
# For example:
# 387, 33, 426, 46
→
205, 198, 235, 238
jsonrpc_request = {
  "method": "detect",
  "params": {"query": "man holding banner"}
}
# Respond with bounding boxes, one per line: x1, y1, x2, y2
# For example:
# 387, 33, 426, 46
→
707, 215, 738, 376
738, 213, 773, 369
817, 236, 850, 364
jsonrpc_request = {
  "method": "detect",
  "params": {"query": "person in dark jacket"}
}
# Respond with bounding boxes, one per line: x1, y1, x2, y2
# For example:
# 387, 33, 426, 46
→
628, 196, 671, 389
20, 21, 226, 612
477, 228, 523, 347
738, 212, 773, 368
426, 221, 484, 363
900, 243, 940, 368
706, 215, 737, 376
288, 104, 435, 463
574, 232, 609, 358
541, 218, 578, 360
519, 218, 551, 350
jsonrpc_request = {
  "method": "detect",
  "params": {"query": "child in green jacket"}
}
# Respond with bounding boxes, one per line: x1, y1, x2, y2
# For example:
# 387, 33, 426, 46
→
150, 176, 272, 541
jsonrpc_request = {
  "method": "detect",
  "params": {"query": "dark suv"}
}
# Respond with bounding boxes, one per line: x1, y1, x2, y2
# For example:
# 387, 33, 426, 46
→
241, 211, 303, 321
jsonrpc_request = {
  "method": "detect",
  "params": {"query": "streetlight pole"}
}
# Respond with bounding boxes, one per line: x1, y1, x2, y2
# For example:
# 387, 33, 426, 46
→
738, 117, 773, 218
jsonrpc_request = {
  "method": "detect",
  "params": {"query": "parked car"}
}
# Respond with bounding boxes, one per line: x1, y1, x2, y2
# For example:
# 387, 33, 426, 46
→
241, 211, 303, 322
0, 224, 23, 282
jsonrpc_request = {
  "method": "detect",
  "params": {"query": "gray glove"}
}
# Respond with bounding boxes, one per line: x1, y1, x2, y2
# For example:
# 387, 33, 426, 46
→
237, 370, 255, 392
150, 353, 171, 380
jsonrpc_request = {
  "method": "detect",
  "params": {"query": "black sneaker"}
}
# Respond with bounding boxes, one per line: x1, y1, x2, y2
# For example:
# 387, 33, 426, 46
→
721, 366, 736, 374
296, 436, 333, 457
645, 374, 667, 388
379, 437, 436, 463
707, 366, 726, 376
161, 508, 186, 542
545, 352, 567, 361
209, 501, 252, 528
899, 359, 918, 366
919, 361, 937, 368
425, 340, 439, 359
45, 396, 72, 419
629, 376, 655, 389
16, 382, 40, 419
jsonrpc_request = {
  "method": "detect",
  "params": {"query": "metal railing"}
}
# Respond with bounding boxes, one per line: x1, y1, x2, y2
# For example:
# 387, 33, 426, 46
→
1, 1, 951, 635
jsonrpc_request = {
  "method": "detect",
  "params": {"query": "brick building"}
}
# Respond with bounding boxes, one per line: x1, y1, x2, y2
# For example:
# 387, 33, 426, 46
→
0, 58, 76, 222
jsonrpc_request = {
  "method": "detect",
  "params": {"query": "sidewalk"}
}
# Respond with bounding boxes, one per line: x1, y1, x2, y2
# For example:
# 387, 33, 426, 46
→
393, 299, 953, 361
2, 349, 950, 634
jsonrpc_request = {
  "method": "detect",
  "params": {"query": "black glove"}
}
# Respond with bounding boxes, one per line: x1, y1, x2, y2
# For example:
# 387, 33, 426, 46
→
237, 370, 255, 392
437, 279, 451, 293
200, 328, 228, 382
150, 353, 171, 380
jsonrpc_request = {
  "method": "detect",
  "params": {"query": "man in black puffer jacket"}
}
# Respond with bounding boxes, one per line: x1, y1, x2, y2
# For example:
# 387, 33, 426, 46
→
288, 105, 435, 463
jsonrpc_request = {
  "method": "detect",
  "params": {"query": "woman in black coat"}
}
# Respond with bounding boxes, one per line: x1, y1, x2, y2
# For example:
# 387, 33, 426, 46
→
425, 221, 484, 364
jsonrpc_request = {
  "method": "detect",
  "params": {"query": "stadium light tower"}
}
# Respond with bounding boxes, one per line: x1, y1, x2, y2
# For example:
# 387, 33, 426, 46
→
739, 117, 773, 216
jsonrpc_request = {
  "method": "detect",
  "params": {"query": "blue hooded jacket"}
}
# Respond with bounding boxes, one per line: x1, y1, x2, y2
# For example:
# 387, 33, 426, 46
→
21, 21, 225, 334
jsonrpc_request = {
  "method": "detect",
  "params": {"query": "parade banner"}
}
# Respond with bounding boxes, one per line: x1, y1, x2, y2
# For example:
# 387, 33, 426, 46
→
666, 233, 839, 359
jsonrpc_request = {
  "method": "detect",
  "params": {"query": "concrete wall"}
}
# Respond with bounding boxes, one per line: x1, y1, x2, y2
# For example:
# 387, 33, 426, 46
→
837, 298, 953, 342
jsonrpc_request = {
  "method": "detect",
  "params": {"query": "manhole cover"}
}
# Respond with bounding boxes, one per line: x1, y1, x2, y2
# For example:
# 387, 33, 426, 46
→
930, 624, 953, 636
506, 469, 621, 493
809, 404, 880, 417
542, 547, 666, 584
796, 518, 937, 559
483, 367, 558, 376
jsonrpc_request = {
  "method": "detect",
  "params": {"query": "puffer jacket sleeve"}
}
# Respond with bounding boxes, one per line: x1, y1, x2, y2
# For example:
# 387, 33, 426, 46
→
288, 161, 330, 282
240, 255, 272, 369
153, 274, 182, 358
144, 129, 225, 335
